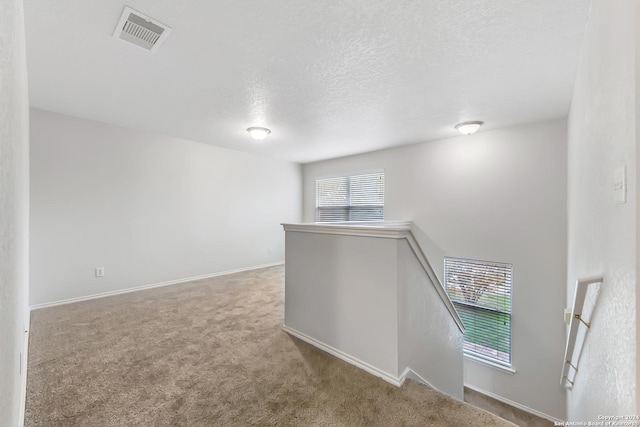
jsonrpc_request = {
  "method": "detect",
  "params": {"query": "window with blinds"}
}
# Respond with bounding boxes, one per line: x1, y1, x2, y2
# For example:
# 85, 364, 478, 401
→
315, 171, 384, 222
444, 257, 512, 366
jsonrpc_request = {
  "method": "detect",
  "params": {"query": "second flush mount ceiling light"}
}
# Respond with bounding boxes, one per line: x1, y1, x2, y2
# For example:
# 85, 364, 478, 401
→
247, 127, 271, 140
455, 121, 484, 135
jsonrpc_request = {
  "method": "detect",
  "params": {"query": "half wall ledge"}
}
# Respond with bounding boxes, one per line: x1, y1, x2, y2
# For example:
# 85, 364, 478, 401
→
281, 221, 465, 400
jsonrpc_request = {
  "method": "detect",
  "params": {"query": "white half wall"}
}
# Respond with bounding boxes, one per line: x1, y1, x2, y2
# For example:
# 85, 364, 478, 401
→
0, 0, 30, 424
302, 120, 568, 419
284, 231, 400, 377
282, 222, 464, 399
397, 239, 464, 399
566, 0, 637, 419
30, 109, 301, 306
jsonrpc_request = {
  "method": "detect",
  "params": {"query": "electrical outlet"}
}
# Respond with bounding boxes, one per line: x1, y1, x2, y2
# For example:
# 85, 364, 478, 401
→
95, 267, 105, 277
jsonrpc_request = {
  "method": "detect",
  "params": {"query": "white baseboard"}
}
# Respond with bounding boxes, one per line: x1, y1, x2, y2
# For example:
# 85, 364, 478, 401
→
30, 262, 284, 310
401, 367, 454, 397
282, 325, 403, 386
464, 383, 563, 423
282, 325, 462, 400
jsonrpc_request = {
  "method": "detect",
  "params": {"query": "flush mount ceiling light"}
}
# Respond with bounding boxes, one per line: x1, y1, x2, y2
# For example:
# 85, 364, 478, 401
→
247, 126, 271, 140
455, 121, 484, 135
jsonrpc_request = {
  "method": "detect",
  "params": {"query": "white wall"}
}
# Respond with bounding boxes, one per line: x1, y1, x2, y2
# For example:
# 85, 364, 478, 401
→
637, 0, 640, 407
397, 239, 464, 399
0, 0, 30, 424
30, 109, 301, 306
284, 231, 400, 377
566, 0, 637, 419
302, 120, 568, 419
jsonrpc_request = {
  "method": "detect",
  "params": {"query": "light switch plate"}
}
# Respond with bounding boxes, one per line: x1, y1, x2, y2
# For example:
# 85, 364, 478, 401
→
613, 166, 626, 204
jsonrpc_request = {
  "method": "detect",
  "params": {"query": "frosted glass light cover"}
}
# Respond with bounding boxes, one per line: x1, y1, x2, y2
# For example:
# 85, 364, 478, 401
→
455, 121, 483, 135
247, 127, 271, 140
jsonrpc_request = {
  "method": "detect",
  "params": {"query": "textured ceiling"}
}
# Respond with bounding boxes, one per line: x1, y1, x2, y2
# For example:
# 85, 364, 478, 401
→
24, 1, 590, 163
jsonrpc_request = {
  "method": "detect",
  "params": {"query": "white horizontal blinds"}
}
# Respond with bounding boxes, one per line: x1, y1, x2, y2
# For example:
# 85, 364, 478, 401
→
316, 172, 384, 222
316, 176, 349, 222
445, 257, 513, 366
348, 172, 384, 221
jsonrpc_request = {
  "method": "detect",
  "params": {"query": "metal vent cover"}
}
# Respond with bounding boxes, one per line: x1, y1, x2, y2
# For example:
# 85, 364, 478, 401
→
113, 7, 171, 52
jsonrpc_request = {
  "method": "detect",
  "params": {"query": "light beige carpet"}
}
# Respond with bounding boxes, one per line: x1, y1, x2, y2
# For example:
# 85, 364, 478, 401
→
26, 265, 515, 426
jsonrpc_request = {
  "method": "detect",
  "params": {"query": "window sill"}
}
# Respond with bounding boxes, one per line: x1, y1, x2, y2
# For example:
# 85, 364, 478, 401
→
464, 353, 516, 374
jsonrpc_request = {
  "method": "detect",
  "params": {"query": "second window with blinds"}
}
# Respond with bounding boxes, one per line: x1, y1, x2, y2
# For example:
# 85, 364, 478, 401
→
444, 257, 513, 367
316, 171, 384, 222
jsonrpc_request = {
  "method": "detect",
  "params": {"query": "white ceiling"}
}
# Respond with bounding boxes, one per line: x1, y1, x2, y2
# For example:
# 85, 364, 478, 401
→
24, 0, 590, 164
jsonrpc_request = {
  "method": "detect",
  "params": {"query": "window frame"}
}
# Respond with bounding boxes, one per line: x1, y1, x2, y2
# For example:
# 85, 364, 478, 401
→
315, 170, 385, 223
444, 256, 513, 368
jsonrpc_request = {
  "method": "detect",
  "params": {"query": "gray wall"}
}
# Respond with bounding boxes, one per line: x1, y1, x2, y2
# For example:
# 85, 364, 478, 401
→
30, 109, 301, 306
302, 120, 568, 419
0, 0, 30, 424
566, 0, 637, 418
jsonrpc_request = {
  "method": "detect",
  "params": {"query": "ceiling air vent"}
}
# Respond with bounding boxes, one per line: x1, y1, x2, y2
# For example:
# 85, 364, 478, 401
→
113, 7, 171, 53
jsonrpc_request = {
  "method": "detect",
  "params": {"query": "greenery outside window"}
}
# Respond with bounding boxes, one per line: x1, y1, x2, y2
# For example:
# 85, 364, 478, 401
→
445, 257, 513, 366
